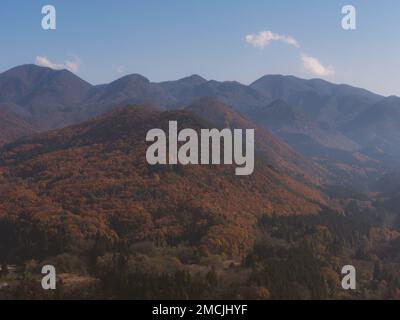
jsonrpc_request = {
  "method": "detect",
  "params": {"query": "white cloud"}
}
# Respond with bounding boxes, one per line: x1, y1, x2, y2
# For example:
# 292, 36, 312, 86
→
35, 56, 63, 70
35, 55, 81, 73
301, 53, 335, 76
245, 30, 299, 48
245, 30, 336, 77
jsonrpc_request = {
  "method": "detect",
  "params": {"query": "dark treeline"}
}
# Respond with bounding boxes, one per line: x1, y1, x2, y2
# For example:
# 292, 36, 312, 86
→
1, 202, 400, 299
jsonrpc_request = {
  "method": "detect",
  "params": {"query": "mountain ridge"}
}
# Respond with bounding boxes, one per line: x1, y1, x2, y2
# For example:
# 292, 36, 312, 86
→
1, 63, 399, 167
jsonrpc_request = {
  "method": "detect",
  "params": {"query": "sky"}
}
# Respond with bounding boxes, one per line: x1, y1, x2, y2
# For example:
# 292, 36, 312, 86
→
0, 0, 399, 96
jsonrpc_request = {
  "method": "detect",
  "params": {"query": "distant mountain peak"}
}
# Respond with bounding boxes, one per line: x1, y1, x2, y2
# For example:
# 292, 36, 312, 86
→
254, 74, 300, 81
176, 74, 207, 85
4, 63, 51, 73
1, 64, 55, 82
111, 73, 150, 85
1, 64, 91, 86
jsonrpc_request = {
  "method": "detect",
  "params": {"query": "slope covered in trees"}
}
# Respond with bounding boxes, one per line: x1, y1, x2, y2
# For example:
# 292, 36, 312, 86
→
0, 105, 329, 261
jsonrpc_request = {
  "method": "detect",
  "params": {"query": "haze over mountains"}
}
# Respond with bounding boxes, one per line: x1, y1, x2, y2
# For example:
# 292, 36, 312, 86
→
343, 96, 400, 156
1, 63, 400, 180
247, 99, 359, 152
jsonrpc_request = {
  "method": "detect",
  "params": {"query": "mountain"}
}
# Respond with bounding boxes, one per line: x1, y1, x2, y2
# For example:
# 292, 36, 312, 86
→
250, 75, 382, 126
0, 65, 176, 130
0, 64, 92, 129
246, 75, 397, 180
186, 97, 329, 184
0, 105, 329, 258
81, 74, 176, 117
343, 96, 400, 156
248, 99, 359, 152
0, 64, 57, 103
159, 75, 207, 101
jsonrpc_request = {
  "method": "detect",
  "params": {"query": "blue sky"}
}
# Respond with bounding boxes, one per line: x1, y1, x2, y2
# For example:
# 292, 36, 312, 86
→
0, 0, 399, 96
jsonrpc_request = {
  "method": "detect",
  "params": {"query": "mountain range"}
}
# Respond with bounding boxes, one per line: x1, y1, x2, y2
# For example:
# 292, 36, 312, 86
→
1, 64, 400, 182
